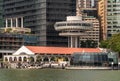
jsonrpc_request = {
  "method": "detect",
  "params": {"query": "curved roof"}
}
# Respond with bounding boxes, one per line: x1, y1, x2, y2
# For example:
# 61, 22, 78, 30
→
26, 46, 102, 54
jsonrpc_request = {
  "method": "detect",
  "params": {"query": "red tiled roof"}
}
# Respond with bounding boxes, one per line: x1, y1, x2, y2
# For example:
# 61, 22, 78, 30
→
26, 46, 102, 55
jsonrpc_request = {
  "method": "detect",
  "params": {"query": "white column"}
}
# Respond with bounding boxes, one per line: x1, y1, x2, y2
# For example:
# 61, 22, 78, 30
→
7, 57, 10, 62
6, 19, 8, 28
34, 56, 36, 62
11, 18, 13, 28
16, 18, 18, 27
21, 57, 23, 62
17, 57, 19, 62
49, 58, 51, 62
75, 37, 78, 48
21, 17, 23, 28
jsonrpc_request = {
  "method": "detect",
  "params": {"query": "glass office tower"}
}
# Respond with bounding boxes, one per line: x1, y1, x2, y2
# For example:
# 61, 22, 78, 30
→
3, 0, 76, 47
0, 0, 4, 27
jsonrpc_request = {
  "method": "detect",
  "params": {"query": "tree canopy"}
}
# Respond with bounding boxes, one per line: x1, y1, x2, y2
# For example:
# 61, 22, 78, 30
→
100, 33, 120, 53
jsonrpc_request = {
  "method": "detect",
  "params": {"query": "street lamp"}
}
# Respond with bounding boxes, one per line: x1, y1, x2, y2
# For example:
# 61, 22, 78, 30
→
118, 62, 120, 70
111, 62, 114, 70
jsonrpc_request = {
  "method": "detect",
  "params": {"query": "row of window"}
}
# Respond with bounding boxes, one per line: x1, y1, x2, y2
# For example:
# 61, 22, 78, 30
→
56, 23, 92, 27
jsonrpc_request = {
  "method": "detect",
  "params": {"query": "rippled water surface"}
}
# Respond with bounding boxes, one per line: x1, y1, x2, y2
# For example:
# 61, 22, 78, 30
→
0, 69, 120, 81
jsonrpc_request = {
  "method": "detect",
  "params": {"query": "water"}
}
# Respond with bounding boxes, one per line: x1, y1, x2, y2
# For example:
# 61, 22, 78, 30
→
0, 69, 120, 81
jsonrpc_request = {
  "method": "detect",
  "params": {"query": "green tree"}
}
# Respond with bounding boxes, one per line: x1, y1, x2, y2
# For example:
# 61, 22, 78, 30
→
109, 33, 120, 53
99, 40, 110, 48
100, 33, 120, 53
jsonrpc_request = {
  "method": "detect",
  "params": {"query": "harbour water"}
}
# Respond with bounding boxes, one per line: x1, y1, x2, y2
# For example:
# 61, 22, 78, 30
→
0, 69, 120, 81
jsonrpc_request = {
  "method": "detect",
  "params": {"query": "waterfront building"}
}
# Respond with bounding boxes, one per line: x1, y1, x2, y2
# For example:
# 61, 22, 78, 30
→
3, 45, 102, 64
71, 52, 118, 67
54, 16, 93, 48
3, 45, 118, 68
82, 16, 100, 47
3, 0, 76, 47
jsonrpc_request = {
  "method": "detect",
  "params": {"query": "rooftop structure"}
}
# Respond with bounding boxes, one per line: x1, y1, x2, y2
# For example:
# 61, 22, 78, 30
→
0, 17, 38, 59
54, 16, 93, 48
0, 17, 31, 34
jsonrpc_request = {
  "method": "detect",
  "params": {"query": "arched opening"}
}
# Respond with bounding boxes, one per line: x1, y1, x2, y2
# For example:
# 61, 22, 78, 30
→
43, 56, 49, 62
57, 56, 63, 62
9, 57, 12, 62
14, 57, 17, 62
18, 57, 22, 62
63, 57, 69, 61
23, 57, 27, 62
50, 57, 56, 61
5, 57, 8, 62
36, 56, 42, 62
29, 57, 34, 63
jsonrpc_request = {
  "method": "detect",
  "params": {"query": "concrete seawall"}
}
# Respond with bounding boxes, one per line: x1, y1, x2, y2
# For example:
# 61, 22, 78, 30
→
65, 66, 111, 70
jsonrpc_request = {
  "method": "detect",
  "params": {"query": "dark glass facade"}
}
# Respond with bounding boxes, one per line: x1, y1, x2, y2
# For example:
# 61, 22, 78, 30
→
0, 0, 4, 27
0, 33, 38, 58
3, 0, 76, 47
0, 33, 38, 50
70, 52, 118, 67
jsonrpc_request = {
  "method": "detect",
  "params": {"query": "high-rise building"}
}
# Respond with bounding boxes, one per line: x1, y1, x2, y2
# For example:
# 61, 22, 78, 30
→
3, 0, 76, 47
98, 0, 107, 40
82, 16, 100, 47
107, 0, 120, 38
78, 0, 91, 8
0, 0, 4, 27
76, 0, 92, 15
98, 0, 120, 40
76, 0, 98, 17
93, 0, 98, 8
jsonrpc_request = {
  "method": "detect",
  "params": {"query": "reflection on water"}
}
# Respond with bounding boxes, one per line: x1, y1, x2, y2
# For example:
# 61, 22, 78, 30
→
0, 69, 120, 81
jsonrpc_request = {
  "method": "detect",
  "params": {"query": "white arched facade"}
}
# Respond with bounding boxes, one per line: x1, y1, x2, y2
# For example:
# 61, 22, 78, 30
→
3, 46, 71, 65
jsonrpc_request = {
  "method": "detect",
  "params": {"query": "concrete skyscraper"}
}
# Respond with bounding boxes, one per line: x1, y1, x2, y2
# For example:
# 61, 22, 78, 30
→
3, 0, 76, 47
107, 0, 120, 39
98, 0, 120, 40
98, 0, 107, 40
